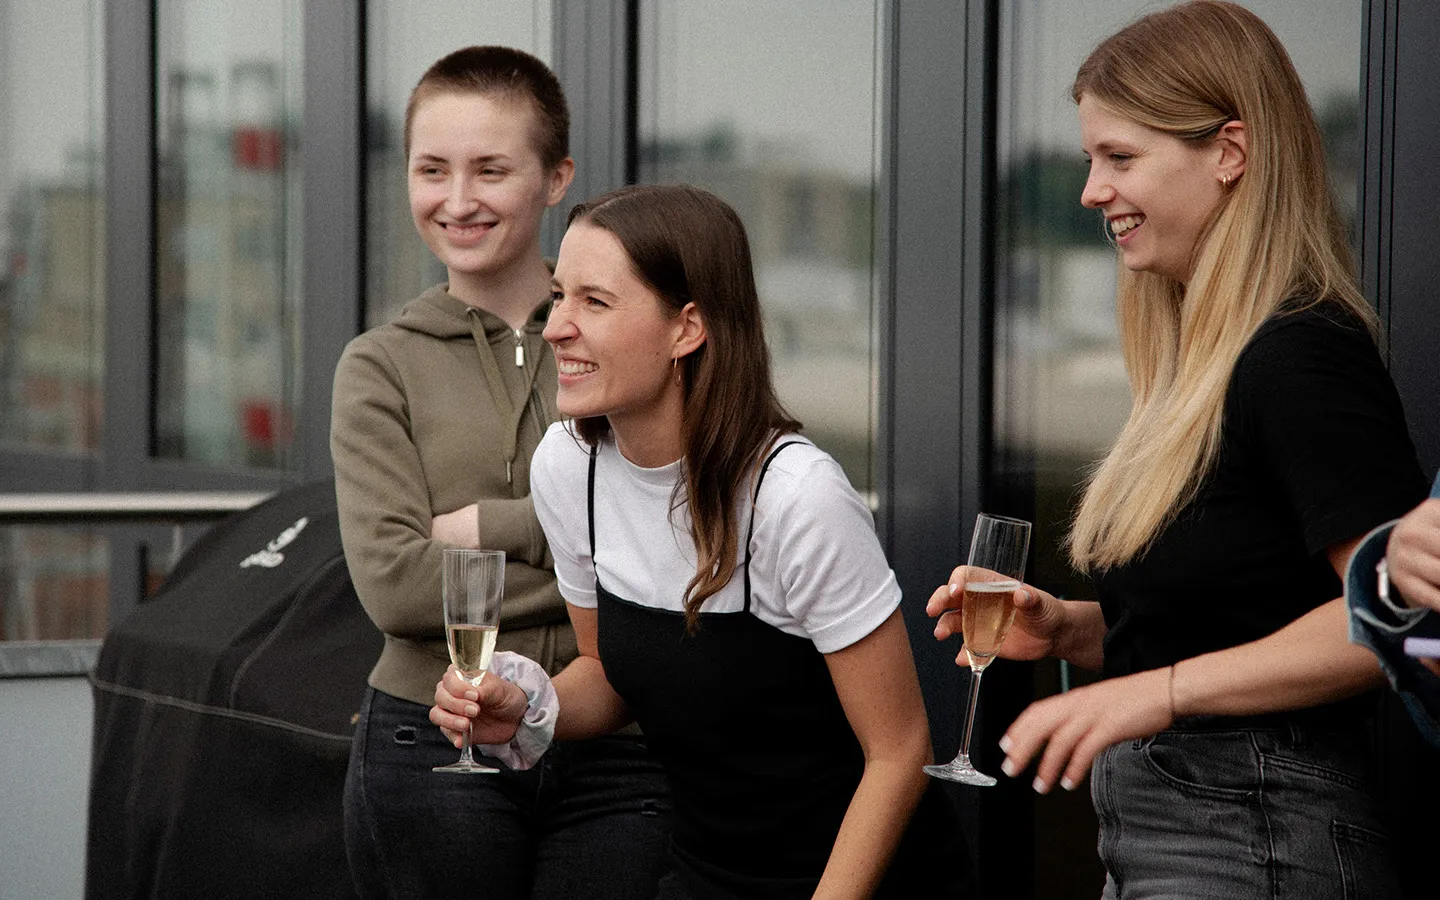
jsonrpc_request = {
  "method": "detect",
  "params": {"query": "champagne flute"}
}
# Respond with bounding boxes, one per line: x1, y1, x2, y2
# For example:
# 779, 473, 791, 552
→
433, 548, 505, 775
925, 513, 1031, 786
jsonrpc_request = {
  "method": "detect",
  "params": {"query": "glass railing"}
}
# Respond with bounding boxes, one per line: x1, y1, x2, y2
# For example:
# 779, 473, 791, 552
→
0, 491, 270, 677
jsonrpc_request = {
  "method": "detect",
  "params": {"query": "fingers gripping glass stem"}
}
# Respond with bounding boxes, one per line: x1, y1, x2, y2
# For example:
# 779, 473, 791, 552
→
434, 548, 505, 775
925, 514, 1031, 786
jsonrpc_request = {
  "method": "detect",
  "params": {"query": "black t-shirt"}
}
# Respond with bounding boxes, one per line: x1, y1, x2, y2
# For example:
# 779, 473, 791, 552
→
1094, 302, 1426, 681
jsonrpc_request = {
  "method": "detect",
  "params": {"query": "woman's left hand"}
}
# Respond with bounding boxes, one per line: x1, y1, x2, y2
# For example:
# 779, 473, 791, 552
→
999, 666, 1173, 794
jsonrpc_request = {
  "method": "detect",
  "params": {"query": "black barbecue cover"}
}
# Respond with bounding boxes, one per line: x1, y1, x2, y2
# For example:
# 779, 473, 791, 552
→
85, 479, 382, 899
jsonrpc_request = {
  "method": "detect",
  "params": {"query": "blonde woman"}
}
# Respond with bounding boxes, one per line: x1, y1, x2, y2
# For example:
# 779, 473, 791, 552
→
929, 3, 1425, 897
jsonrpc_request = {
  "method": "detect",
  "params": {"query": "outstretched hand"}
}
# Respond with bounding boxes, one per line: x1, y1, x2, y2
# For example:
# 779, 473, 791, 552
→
429, 664, 530, 748
926, 565, 1067, 665
998, 665, 1173, 793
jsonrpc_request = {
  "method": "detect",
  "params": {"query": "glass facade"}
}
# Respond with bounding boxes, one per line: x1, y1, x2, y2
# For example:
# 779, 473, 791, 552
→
153, 1, 304, 469
364, 0, 554, 328
0, 0, 105, 456
0, 0, 108, 645
635, 0, 883, 494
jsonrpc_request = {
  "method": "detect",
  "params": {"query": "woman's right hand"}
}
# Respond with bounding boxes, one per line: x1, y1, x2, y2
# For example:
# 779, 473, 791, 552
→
926, 565, 1068, 664
429, 664, 530, 747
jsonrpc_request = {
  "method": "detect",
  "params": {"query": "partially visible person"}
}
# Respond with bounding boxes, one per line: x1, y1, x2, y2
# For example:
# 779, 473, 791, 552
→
927, 3, 1425, 898
332, 46, 669, 900
432, 183, 969, 899
1347, 472, 1440, 742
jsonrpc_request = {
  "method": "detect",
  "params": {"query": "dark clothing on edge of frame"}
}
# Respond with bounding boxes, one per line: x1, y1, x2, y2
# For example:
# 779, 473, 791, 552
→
344, 688, 671, 900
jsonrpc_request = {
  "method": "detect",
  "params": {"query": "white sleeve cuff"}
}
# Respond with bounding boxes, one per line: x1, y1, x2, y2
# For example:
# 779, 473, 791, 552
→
474, 651, 558, 770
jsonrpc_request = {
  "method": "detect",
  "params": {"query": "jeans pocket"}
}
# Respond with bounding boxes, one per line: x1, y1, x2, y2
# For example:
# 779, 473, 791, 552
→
1140, 730, 1259, 801
1332, 821, 1398, 900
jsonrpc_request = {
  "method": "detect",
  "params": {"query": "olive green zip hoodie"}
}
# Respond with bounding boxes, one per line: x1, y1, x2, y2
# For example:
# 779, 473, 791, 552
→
332, 284, 577, 706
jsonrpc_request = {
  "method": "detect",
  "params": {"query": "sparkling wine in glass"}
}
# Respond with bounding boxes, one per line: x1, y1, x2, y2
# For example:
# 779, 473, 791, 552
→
925, 513, 1031, 786
434, 548, 505, 775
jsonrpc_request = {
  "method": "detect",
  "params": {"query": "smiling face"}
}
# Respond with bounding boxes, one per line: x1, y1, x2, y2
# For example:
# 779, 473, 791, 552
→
407, 91, 570, 295
1078, 94, 1230, 284
544, 221, 705, 465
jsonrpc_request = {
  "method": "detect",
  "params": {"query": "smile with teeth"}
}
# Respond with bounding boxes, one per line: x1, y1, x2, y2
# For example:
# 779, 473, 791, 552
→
443, 222, 494, 239
558, 360, 597, 376
1110, 214, 1144, 237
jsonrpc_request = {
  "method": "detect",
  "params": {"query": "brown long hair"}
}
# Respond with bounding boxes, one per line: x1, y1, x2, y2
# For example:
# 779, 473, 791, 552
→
404, 45, 569, 167
1067, 0, 1372, 570
568, 184, 801, 628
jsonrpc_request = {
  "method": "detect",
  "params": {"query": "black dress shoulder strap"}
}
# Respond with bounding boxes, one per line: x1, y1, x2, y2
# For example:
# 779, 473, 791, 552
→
587, 441, 599, 562
742, 440, 804, 613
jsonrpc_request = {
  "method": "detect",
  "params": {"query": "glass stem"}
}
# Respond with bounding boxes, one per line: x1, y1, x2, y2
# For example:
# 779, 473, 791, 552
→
457, 719, 475, 766
957, 664, 986, 763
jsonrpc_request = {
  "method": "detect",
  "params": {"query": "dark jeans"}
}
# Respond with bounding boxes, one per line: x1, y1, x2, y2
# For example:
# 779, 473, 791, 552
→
344, 687, 672, 900
1093, 722, 1398, 900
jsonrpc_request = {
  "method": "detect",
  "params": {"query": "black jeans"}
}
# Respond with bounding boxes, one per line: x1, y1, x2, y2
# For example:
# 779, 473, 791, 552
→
344, 687, 672, 900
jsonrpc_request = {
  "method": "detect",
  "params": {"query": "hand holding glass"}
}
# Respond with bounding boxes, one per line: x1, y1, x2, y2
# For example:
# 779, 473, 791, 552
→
434, 548, 505, 775
925, 513, 1031, 786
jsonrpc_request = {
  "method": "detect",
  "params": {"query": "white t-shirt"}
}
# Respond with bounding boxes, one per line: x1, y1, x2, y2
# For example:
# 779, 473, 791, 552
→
530, 422, 900, 654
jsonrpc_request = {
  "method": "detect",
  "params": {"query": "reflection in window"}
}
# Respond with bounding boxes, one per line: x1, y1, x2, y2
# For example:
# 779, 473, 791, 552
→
364, 1, 553, 329
636, 0, 882, 494
155, 2, 304, 469
0, 1, 108, 650
0, 1, 105, 455
1, 529, 109, 642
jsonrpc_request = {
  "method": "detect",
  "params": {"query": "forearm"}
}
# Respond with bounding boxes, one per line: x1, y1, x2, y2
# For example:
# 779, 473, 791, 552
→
551, 654, 634, 740
817, 612, 931, 899
1054, 599, 1107, 670
1172, 597, 1386, 717
815, 742, 929, 900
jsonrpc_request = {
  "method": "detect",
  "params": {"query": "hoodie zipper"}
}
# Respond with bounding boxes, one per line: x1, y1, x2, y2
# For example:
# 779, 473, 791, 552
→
514, 329, 525, 367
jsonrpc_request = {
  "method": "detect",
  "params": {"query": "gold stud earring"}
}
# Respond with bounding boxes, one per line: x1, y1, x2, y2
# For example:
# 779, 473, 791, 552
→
1220, 173, 1233, 188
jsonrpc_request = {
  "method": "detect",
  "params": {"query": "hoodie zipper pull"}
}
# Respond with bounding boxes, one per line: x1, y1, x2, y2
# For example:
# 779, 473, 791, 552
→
514, 330, 524, 367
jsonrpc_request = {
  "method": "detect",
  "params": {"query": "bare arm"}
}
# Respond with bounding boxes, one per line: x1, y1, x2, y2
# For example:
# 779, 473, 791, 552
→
813, 611, 932, 900
1001, 537, 1382, 793
550, 604, 633, 739
926, 565, 1107, 671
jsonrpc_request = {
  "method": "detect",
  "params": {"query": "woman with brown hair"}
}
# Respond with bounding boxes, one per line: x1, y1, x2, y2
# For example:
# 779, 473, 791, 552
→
929, 2, 1424, 897
432, 183, 967, 899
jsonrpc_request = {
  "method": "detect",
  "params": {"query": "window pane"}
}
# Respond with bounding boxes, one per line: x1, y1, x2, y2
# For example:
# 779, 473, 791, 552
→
1, 529, 108, 642
0, 0, 105, 455
636, 0, 882, 495
154, 2, 304, 469
364, 0, 553, 329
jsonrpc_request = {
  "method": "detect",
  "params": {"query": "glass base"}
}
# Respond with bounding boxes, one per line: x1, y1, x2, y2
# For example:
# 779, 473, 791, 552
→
924, 758, 997, 787
433, 760, 500, 775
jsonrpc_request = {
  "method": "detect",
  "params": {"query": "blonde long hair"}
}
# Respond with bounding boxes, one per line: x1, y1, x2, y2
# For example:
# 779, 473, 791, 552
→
1068, 0, 1373, 570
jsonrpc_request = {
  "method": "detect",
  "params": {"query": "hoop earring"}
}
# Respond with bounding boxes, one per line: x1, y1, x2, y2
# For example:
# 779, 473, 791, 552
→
672, 356, 680, 386
1219, 173, 1233, 188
